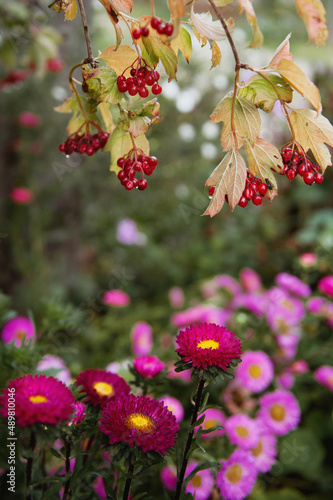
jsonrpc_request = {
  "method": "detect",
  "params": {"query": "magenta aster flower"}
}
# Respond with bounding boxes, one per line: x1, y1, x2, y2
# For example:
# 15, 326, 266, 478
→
133, 355, 165, 378
102, 289, 130, 307
1, 316, 35, 347
76, 369, 130, 407
99, 394, 180, 455
216, 449, 258, 500
290, 360, 309, 375
258, 389, 301, 435
318, 276, 333, 298
277, 370, 294, 389
239, 268, 262, 293
232, 293, 267, 316
160, 465, 177, 490
131, 321, 153, 356
235, 351, 274, 393
185, 461, 214, 500
10, 187, 34, 205
172, 305, 215, 328
225, 414, 260, 450
70, 401, 86, 426
175, 323, 242, 371
0, 375, 74, 428
250, 433, 277, 473
314, 365, 333, 391
200, 408, 225, 438
275, 272, 311, 298
159, 396, 184, 422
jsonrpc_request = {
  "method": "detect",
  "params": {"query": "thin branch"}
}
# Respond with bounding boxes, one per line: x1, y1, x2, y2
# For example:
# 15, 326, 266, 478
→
77, 0, 98, 67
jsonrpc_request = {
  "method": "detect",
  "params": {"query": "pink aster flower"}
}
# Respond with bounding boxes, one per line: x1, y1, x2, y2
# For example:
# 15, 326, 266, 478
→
250, 433, 277, 473
131, 321, 153, 356
232, 293, 267, 317
159, 396, 184, 422
169, 287, 185, 308
276, 370, 294, 389
10, 187, 34, 205
314, 365, 333, 391
200, 408, 226, 438
235, 351, 274, 393
307, 296, 327, 314
133, 355, 165, 378
1, 316, 35, 347
99, 394, 180, 455
318, 276, 333, 298
290, 360, 309, 375
215, 275, 243, 296
171, 305, 214, 328
160, 465, 177, 490
102, 289, 130, 307
239, 268, 262, 293
0, 375, 74, 428
17, 111, 41, 128
275, 333, 300, 360
299, 252, 317, 268
185, 461, 214, 500
175, 323, 242, 371
37, 354, 71, 386
266, 288, 305, 323
225, 414, 260, 449
166, 361, 192, 383
116, 219, 147, 246
222, 380, 256, 415
70, 401, 86, 426
216, 449, 258, 500
258, 389, 301, 435
275, 273, 311, 298
76, 369, 131, 407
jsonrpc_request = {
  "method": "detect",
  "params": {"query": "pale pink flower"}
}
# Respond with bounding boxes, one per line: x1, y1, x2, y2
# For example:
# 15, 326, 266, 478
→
239, 268, 262, 293
185, 461, 214, 500
159, 396, 184, 422
314, 365, 333, 391
102, 289, 130, 307
299, 252, 317, 268
37, 355, 71, 386
258, 389, 301, 435
169, 287, 184, 308
216, 449, 258, 500
131, 321, 153, 356
133, 355, 165, 378
235, 351, 274, 393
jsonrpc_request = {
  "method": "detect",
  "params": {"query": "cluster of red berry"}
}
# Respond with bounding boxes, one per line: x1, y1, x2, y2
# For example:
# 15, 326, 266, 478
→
132, 17, 174, 39
117, 60, 161, 97
117, 151, 159, 191
238, 171, 269, 207
281, 147, 324, 185
59, 130, 109, 156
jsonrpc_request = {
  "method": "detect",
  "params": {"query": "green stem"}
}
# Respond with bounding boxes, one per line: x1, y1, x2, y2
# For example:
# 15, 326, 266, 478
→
123, 461, 134, 500
26, 431, 36, 500
62, 438, 72, 500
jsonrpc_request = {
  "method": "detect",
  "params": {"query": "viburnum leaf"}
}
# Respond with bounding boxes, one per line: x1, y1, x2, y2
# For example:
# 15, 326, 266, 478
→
84, 66, 123, 105
277, 59, 322, 114
190, 8, 227, 41
110, 0, 133, 14
245, 138, 283, 200
204, 149, 247, 215
211, 92, 261, 151
295, 0, 328, 46
289, 109, 333, 172
128, 99, 161, 137
210, 40, 222, 69
62, 0, 77, 21
98, 0, 123, 47
238, 74, 293, 112
170, 26, 192, 63
104, 124, 150, 173
238, 0, 263, 48
54, 96, 99, 135
168, 0, 186, 38
193, 26, 208, 47
98, 102, 115, 134
98, 45, 137, 76
266, 33, 294, 69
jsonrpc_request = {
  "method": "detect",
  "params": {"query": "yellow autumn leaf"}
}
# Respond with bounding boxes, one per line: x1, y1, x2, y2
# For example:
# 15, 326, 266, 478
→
210, 40, 222, 69
98, 45, 137, 76
204, 149, 247, 215
193, 26, 208, 47
98, 102, 115, 134
62, 0, 77, 21
277, 59, 322, 114
104, 125, 150, 173
289, 109, 333, 172
295, 0, 328, 46
266, 33, 294, 69
238, 0, 263, 48
110, 0, 133, 14
170, 27, 192, 63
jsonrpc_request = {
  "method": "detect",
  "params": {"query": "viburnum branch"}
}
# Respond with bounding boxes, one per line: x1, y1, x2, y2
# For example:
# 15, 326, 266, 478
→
77, 0, 98, 67
68, 63, 90, 124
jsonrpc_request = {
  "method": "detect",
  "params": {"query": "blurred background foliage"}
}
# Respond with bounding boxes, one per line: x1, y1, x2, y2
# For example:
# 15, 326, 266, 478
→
0, 0, 333, 498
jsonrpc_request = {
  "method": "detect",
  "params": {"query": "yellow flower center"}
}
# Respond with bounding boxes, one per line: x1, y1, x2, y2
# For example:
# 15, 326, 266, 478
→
124, 413, 155, 434
270, 403, 286, 422
203, 418, 217, 430
235, 425, 249, 438
191, 475, 202, 488
197, 339, 219, 350
251, 439, 263, 457
93, 381, 114, 397
248, 364, 262, 378
226, 464, 242, 484
29, 395, 47, 404
16, 330, 26, 341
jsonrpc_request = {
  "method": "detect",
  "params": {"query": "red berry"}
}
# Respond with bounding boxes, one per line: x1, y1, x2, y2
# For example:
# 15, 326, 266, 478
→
117, 75, 126, 84
244, 187, 254, 200
139, 87, 149, 98
304, 171, 315, 185
145, 73, 155, 86
153, 71, 160, 81
59, 143, 66, 152
137, 70, 145, 79
164, 23, 174, 37
79, 143, 87, 154
141, 26, 149, 37
136, 77, 145, 88
134, 161, 143, 171
128, 84, 138, 96
118, 170, 126, 181
151, 17, 161, 30
92, 137, 101, 150
208, 186, 215, 197
138, 179, 148, 190
125, 180, 134, 190
132, 178, 139, 188
118, 80, 128, 93
286, 169, 296, 181
258, 183, 268, 196
147, 156, 158, 168
314, 172, 324, 184
132, 28, 142, 39
282, 148, 292, 162
86, 146, 94, 156
117, 157, 126, 168
252, 194, 263, 206
238, 196, 248, 208
157, 23, 166, 35
130, 68, 136, 77
297, 163, 307, 176
152, 83, 162, 95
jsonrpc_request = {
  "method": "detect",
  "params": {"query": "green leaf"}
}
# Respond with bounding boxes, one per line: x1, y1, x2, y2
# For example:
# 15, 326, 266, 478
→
86, 66, 123, 105
104, 124, 150, 173
204, 149, 247, 215
211, 92, 261, 150
238, 74, 293, 113
170, 26, 192, 63
128, 99, 161, 137
50, 448, 62, 459
141, 33, 178, 81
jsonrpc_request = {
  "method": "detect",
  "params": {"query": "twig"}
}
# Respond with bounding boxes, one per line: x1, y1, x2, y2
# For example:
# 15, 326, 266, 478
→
77, 0, 98, 67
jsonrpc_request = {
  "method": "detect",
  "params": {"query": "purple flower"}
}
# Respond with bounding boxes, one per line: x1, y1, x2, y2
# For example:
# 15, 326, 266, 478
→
250, 433, 277, 473
314, 365, 333, 391
37, 355, 71, 386
116, 219, 147, 245
185, 462, 214, 500
169, 287, 184, 308
199, 408, 226, 439
70, 401, 86, 425
1, 316, 35, 347
160, 465, 177, 490
216, 449, 258, 500
131, 321, 153, 356
318, 276, 333, 298
276, 370, 294, 389
225, 414, 260, 449
159, 396, 184, 422
307, 296, 327, 314
232, 293, 267, 317
215, 275, 243, 295
258, 389, 301, 435
235, 351, 274, 393
299, 252, 317, 268
266, 287, 305, 323
102, 289, 130, 307
275, 333, 300, 360
290, 360, 309, 375
275, 273, 311, 298
133, 355, 165, 378
239, 268, 262, 293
